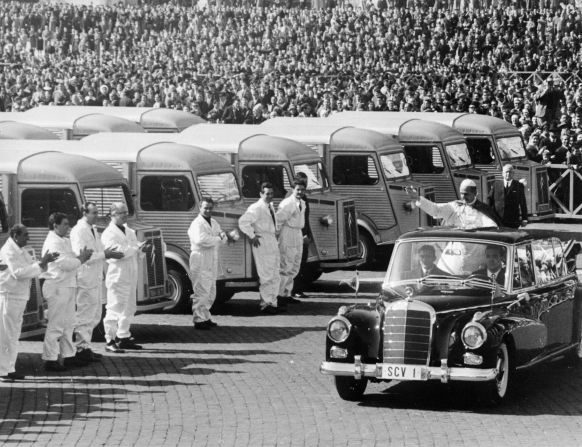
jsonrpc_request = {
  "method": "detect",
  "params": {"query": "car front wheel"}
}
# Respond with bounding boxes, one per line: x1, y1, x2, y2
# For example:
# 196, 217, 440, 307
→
334, 376, 368, 401
486, 341, 514, 404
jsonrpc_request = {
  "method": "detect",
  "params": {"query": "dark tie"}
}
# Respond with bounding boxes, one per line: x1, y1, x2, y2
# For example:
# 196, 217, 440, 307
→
269, 206, 276, 226
299, 202, 302, 212
91, 227, 96, 239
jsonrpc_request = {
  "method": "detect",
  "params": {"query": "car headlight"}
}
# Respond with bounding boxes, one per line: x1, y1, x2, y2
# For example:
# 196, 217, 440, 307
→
327, 316, 351, 343
461, 322, 487, 349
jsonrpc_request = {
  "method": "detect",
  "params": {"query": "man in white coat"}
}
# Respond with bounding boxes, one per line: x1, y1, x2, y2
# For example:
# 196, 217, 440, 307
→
70, 202, 123, 362
188, 197, 228, 330
239, 182, 281, 314
41, 213, 92, 372
101, 202, 148, 353
0, 225, 58, 381
276, 179, 306, 305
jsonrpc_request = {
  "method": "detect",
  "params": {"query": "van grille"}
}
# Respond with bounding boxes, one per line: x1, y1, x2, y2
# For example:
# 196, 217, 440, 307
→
342, 201, 359, 257
143, 230, 166, 295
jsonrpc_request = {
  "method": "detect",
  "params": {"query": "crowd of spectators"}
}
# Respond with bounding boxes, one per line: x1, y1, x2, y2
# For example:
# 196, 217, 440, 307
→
2, 1, 582, 164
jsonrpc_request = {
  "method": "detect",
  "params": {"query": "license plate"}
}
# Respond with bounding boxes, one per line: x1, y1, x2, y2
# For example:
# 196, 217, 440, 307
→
381, 364, 427, 381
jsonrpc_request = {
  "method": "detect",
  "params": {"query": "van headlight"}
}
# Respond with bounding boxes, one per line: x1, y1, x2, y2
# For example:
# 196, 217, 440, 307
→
461, 322, 487, 349
327, 316, 351, 343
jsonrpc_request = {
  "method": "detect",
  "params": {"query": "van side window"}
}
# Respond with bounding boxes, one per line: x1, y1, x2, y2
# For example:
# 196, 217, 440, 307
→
402, 146, 445, 174
21, 189, 79, 228
241, 165, 290, 199
140, 176, 194, 211
332, 155, 379, 185
513, 244, 534, 289
466, 138, 495, 165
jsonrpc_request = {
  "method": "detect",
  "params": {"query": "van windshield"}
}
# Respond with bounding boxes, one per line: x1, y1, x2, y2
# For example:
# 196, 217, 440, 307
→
198, 172, 241, 202
497, 136, 526, 160
380, 152, 410, 179
445, 143, 472, 168
293, 162, 329, 191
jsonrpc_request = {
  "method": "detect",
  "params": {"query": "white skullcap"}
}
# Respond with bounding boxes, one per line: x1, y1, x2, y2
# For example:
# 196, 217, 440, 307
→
459, 179, 477, 191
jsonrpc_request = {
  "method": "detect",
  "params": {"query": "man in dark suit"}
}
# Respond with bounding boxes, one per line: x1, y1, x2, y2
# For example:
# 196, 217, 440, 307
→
487, 164, 528, 229
472, 245, 506, 286
413, 245, 448, 278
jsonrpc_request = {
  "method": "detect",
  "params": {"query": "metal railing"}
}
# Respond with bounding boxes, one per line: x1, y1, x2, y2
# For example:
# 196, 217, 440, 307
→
547, 163, 582, 219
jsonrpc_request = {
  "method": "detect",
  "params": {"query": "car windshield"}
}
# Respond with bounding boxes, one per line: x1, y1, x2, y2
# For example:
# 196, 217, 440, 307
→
197, 172, 241, 202
380, 152, 410, 179
293, 162, 329, 191
445, 143, 472, 168
497, 136, 526, 160
382, 239, 509, 294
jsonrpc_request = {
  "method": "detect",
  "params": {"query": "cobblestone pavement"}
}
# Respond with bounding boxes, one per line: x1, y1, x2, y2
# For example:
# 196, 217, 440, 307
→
1, 271, 582, 446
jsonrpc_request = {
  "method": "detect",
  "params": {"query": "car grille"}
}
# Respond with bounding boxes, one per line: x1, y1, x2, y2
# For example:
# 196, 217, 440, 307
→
144, 230, 165, 289
343, 200, 359, 257
383, 300, 435, 365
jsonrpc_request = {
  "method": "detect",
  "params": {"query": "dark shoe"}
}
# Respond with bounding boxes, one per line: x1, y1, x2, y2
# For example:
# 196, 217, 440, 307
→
277, 296, 288, 307
76, 348, 100, 363
286, 296, 302, 304
194, 321, 212, 330
89, 350, 103, 360
116, 337, 143, 350
105, 341, 125, 354
208, 320, 218, 327
293, 292, 307, 298
0, 375, 14, 383
7, 372, 25, 380
63, 356, 89, 368
44, 360, 67, 372
260, 306, 279, 315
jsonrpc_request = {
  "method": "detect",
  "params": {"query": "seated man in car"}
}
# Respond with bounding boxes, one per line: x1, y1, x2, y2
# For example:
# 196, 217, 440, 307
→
412, 245, 449, 278
472, 245, 506, 285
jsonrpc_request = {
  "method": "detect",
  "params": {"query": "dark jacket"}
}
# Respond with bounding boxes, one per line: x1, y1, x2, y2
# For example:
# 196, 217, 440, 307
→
472, 267, 506, 286
487, 180, 528, 228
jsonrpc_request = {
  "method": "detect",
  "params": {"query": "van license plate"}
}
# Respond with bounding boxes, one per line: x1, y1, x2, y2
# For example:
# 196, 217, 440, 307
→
381, 364, 427, 381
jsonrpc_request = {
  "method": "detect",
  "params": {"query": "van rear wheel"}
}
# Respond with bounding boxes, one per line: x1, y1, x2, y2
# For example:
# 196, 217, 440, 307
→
358, 230, 375, 268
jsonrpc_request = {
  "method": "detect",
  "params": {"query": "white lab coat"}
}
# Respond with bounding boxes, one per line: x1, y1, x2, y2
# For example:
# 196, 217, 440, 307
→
188, 215, 226, 323
41, 231, 81, 361
70, 218, 106, 350
276, 195, 305, 298
101, 222, 141, 342
416, 197, 497, 229
0, 237, 44, 375
239, 200, 281, 308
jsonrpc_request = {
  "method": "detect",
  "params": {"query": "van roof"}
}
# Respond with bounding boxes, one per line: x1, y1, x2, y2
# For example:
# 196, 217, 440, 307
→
330, 127, 402, 152
328, 112, 465, 143
260, 117, 350, 144
0, 121, 59, 140
179, 124, 318, 163
0, 147, 125, 184
21, 107, 144, 133
138, 143, 234, 174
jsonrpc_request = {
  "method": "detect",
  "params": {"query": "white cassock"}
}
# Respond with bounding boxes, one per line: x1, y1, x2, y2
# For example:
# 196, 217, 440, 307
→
70, 218, 105, 351
0, 238, 43, 376
416, 197, 498, 229
239, 200, 281, 309
276, 195, 305, 298
101, 222, 141, 342
40, 231, 81, 361
188, 215, 226, 323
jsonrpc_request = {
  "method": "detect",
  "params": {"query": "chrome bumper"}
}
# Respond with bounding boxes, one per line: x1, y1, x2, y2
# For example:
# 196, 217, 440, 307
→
320, 359, 498, 383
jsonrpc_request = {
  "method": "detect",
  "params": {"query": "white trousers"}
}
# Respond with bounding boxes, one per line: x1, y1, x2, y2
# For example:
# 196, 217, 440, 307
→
104, 280, 137, 342
278, 227, 303, 298
74, 286, 103, 350
0, 294, 27, 375
252, 234, 281, 309
42, 284, 76, 361
190, 252, 217, 323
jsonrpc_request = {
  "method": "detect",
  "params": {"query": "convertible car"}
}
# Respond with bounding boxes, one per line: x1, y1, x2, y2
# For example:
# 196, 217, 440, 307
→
321, 228, 582, 404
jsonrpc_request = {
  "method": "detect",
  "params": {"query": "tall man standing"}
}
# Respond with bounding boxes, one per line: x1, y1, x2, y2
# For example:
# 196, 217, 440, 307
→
487, 164, 528, 228
41, 213, 92, 372
70, 202, 123, 362
188, 197, 228, 330
239, 182, 281, 314
276, 179, 306, 305
101, 202, 147, 353
0, 225, 58, 381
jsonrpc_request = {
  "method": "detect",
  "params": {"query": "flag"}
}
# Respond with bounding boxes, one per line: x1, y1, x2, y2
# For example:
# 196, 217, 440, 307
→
340, 271, 360, 293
